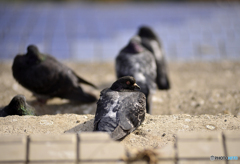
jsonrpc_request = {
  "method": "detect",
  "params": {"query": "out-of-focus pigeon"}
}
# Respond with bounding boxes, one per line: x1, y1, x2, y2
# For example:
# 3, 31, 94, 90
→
12, 45, 97, 104
94, 76, 146, 140
115, 36, 157, 114
0, 95, 35, 117
138, 26, 170, 89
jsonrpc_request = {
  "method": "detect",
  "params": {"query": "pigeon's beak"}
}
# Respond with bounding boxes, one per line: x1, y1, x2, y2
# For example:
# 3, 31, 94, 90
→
133, 83, 141, 90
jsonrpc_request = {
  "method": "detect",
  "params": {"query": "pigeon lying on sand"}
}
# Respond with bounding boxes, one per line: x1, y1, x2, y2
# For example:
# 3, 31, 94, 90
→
0, 95, 35, 117
94, 76, 146, 140
138, 26, 170, 90
115, 36, 156, 114
12, 45, 97, 104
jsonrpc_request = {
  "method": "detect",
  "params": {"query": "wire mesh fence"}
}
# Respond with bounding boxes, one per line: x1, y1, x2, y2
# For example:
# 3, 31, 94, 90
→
0, 2, 240, 62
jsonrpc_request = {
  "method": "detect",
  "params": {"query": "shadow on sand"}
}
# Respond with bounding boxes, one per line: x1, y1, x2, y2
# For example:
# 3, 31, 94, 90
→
27, 100, 97, 116
64, 118, 95, 133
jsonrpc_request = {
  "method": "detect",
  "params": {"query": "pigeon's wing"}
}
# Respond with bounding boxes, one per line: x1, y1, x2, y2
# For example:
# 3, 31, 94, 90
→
33, 58, 61, 93
116, 50, 156, 80
118, 92, 146, 129
94, 89, 118, 130
94, 89, 108, 129
155, 54, 170, 90
112, 92, 146, 140
12, 55, 64, 95
45, 58, 97, 101
136, 81, 153, 114
71, 71, 97, 89
140, 38, 154, 54
30, 57, 96, 102
48, 56, 97, 90
50, 55, 97, 89
30, 56, 80, 92
115, 50, 156, 114
141, 38, 170, 90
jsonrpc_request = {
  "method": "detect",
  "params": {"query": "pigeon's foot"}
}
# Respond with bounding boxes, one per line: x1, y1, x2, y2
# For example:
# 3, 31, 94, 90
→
31, 98, 48, 106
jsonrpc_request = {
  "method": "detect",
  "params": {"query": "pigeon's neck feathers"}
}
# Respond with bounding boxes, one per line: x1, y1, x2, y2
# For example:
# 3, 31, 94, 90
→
110, 87, 133, 92
110, 76, 139, 92
27, 52, 46, 61
121, 42, 143, 54
27, 45, 46, 62
110, 84, 135, 92
38, 53, 46, 61
110, 84, 122, 91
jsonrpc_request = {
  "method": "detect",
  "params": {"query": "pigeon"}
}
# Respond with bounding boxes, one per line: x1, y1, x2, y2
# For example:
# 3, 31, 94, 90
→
0, 95, 35, 117
94, 76, 146, 140
115, 36, 157, 114
138, 26, 170, 90
12, 45, 97, 104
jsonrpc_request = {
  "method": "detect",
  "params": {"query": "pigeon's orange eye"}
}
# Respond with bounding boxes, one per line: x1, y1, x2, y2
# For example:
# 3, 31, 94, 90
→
126, 81, 130, 85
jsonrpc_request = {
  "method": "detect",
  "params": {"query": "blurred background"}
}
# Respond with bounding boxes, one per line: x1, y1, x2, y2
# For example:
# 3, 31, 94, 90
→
0, 0, 240, 62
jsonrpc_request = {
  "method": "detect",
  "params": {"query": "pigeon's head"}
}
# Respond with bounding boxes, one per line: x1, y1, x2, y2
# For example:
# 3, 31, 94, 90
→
138, 26, 158, 40
7, 95, 35, 116
25, 45, 45, 65
110, 76, 141, 91
12, 45, 40, 69
122, 36, 144, 54
27, 45, 39, 55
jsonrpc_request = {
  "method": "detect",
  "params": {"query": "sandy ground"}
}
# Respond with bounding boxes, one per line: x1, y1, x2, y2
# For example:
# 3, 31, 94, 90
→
0, 61, 240, 116
0, 114, 239, 152
0, 61, 240, 151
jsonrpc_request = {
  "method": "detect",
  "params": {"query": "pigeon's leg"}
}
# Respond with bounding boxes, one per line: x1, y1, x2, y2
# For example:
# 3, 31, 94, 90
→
31, 98, 48, 106
32, 93, 48, 104
146, 94, 153, 114
37, 98, 48, 104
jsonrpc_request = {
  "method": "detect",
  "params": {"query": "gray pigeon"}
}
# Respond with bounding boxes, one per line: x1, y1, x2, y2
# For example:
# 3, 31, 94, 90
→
12, 45, 97, 104
115, 36, 157, 114
94, 76, 146, 140
0, 95, 35, 117
138, 26, 170, 89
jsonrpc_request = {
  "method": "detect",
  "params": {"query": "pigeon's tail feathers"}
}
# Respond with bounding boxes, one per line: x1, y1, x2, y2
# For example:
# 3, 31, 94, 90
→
64, 88, 97, 103
146, 93, 153, 114
77, 92, 97, 103
74, 73, 97, 89
80, 92, 97, 103
95, 117, 118, 132
157, 74, 170, 90
156, 61, 171, 90
111, 126, 128, 141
